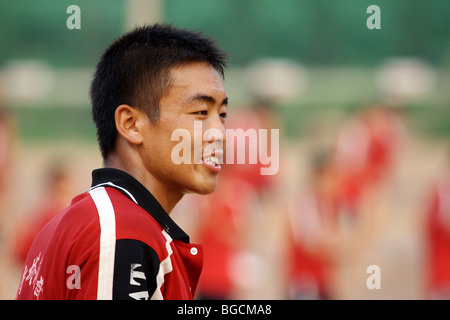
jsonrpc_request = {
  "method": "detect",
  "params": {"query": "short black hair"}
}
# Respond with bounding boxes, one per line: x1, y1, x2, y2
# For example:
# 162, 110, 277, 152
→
90, 23, 227, 160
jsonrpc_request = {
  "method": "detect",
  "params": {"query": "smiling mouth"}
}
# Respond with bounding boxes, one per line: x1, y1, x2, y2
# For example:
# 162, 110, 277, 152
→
201, 150, 223, 173
203, 156, 220, 167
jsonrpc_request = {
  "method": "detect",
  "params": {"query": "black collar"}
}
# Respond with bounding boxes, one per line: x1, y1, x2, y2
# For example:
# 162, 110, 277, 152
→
90, 168, 190, 243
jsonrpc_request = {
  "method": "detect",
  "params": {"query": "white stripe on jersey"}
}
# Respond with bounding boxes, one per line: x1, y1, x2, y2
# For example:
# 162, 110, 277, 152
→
89, 182, 138, 204
151, 230, 174, 300
89, 187, 116, 300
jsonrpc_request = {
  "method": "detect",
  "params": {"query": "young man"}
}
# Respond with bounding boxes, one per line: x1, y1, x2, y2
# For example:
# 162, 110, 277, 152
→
16, 24, 228, 300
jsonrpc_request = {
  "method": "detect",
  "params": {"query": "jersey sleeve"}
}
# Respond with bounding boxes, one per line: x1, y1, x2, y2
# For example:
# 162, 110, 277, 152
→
112, 239, 160, 300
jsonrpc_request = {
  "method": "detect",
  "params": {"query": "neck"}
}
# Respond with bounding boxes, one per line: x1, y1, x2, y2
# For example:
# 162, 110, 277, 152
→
104, 154, 183, 214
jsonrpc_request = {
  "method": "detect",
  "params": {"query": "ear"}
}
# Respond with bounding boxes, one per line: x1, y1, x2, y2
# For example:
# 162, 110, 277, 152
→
114, 104, 145, 145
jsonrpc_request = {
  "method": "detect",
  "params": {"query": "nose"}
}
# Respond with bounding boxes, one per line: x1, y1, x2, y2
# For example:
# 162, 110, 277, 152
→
204, 114, 226, 146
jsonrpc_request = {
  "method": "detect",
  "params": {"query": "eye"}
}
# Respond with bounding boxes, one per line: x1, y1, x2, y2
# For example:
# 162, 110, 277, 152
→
193, 110, 208, 116
220, 112, 227, 119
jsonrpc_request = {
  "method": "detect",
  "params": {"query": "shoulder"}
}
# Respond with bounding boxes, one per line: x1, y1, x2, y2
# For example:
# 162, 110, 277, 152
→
51, 192, 101, 238
63, 187, 169, 258
94, 187, 168, 253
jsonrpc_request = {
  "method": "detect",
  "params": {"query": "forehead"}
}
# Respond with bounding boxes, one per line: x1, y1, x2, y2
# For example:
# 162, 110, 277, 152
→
167, 62, 225, 98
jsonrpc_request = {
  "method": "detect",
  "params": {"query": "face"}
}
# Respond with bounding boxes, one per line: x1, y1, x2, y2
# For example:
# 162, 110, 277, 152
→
139, 62, 228, 196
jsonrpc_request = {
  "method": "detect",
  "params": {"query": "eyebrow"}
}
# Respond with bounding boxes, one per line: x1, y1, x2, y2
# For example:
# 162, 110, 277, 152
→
186, 93, 228, 106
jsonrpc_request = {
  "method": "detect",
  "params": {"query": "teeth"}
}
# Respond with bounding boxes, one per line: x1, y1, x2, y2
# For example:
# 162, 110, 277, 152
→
204, 156, 219, 166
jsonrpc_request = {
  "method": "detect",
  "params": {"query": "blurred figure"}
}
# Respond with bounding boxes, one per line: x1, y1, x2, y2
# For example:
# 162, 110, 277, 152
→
332, 104, 407, 228
13, 159, 75, 265
286, 150, 337, 299
225, 102, 281, 196
193, 166, 259, 299
424, 148, 450, 299
358, 105, 407, 186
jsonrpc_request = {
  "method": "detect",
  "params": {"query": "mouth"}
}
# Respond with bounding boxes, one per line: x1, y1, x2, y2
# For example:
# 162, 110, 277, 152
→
201, 150, 223, 174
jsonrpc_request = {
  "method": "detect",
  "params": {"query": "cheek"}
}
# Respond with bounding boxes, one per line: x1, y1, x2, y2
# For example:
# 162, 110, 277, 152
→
139, 127, 173, 170
141, 124, 193, 172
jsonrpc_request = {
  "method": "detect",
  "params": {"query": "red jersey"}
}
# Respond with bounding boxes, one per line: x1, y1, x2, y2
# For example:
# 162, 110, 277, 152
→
425, 175, 450, 295
16, 168, 203, 300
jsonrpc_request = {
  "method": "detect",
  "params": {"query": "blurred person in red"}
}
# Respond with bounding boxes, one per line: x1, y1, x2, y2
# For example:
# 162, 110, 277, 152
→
14, 160, 75, 265
193, 165, 259, 299
424, 148, 450, 299
332, 104, 407, 227
286, 150, 337, 299
359, 105, 407, 186
226, 102, 281, 195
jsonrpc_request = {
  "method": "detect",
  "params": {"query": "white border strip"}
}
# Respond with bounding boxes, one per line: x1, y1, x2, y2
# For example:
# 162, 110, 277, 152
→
89, 187, 116, 300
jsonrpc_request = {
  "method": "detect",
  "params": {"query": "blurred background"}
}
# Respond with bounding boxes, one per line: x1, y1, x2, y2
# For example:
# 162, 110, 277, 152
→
1, 0, 450, 300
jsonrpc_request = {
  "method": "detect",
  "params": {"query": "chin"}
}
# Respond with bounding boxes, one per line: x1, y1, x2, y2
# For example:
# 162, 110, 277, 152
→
193, 182, 217, 195
197, 185, 217, 195
185, 176, 218, 195
178, 165, 221, 195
